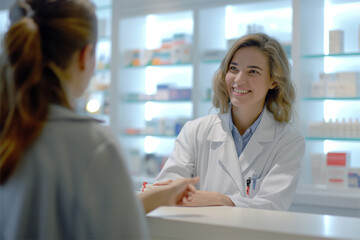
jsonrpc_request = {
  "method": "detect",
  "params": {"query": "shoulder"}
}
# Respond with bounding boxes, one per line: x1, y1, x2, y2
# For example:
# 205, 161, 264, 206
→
46, 105, 116, 146
275, 121, 305, 149
182, 113, 223, 133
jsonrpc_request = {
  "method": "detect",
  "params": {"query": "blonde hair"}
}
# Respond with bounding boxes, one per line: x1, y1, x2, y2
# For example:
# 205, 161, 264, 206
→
0, 0, 97, 184
212, 33, 295, 122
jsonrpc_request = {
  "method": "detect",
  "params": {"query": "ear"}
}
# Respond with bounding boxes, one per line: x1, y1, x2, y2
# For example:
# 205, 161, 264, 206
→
78, 44, 95, 71
270, 80, 278, 90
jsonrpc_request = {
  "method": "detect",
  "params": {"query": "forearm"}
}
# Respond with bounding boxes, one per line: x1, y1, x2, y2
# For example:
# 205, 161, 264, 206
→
137, 188, 168, 214
183, 191, 235, 207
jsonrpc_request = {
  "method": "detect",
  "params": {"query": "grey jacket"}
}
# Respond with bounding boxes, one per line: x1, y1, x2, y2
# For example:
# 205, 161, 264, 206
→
0, 105, 149, 239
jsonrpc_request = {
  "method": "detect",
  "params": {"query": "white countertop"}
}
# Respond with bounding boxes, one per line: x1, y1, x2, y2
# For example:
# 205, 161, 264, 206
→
147, 206, 360, 240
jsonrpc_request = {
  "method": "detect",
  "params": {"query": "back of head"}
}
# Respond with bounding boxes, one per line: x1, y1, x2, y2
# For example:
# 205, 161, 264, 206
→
0, 0, 97, 184
212, 33, 295, 122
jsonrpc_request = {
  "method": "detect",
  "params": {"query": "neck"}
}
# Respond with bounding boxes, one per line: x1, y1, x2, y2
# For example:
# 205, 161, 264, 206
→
48, 62, 76, 109
231, 104, 264, 135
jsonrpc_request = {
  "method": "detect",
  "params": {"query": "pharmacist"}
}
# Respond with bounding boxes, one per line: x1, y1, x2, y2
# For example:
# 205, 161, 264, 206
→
154, 33, 305, 211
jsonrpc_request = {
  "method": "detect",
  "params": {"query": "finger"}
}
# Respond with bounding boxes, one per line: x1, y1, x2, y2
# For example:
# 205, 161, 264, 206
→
187, 184, 196, 192
153, 179, 173, 186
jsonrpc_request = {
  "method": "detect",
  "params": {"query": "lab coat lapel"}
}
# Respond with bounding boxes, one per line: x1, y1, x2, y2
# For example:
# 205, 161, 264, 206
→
239, 108, 276, 172
208, 113, 246, 195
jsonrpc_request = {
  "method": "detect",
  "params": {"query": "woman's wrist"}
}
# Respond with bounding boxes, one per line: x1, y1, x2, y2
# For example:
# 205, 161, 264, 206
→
220, 194, 235, 206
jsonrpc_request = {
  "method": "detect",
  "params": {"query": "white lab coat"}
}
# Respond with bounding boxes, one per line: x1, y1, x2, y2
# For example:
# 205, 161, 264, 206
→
156, 108, 305, 210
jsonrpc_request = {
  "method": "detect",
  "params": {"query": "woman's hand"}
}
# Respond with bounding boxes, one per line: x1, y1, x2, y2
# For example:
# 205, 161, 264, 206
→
138, 177, 199, 213
182, 190, 235, 207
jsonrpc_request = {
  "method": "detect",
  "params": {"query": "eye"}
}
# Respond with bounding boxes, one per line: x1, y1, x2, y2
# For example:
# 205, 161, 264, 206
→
229, 65, 238, 72
249, 69, 259, 75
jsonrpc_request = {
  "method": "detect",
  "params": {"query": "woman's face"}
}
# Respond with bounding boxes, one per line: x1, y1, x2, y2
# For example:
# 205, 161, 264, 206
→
77, 45, 96, 97
225, 46, 276, 112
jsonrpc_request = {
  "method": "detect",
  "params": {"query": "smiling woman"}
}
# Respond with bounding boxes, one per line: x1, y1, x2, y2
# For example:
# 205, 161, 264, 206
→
154, 33, 305, 211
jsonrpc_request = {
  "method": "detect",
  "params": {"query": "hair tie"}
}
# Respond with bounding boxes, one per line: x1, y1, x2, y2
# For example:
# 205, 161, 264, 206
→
19, 0, 35, 18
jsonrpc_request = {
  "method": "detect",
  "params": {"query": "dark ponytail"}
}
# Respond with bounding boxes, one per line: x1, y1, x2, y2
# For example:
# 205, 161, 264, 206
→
0, 0, 97, 184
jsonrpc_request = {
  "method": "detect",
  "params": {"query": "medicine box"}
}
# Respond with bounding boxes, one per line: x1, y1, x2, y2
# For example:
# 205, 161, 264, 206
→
329, 30, 344, 54
334, 72, 358, 97
348, 168, 360, 188
310, 153, 326, 185
326, 152, 350, 188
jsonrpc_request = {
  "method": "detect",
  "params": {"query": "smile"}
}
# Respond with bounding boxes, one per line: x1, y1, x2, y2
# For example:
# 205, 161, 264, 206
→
233, 88, 250, 94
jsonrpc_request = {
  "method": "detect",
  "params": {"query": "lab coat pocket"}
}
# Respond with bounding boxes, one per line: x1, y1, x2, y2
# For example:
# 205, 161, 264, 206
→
248, 176, 264, 198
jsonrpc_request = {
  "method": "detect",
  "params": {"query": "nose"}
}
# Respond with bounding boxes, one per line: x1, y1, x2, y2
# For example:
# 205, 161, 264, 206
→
234, 70, 245, 84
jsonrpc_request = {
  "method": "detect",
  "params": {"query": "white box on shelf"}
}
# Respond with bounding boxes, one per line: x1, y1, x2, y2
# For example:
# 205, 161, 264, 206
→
326, 152, 350, 188
329, 30, 344, 54
310, 153, 326, 185
334, 72, 358, 97
325, 79, 338, 98
311, 73, 331, 97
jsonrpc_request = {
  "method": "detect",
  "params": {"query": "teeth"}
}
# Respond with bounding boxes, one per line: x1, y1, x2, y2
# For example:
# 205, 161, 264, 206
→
234, 88, 249, 94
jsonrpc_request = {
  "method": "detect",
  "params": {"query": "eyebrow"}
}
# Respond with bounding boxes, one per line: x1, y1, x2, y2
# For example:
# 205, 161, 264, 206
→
247, 65, 264, 71
229, 62, 264, 71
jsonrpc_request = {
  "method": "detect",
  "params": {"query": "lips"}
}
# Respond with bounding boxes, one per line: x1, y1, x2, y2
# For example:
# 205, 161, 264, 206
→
233, 87, 250, 94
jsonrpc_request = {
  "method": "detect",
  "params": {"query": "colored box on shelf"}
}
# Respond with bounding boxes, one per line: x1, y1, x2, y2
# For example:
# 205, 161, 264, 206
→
348, 168, 360, 188
169, 89, 192, 100
326, 152, 350, 188
171, 44, 192, 64
329, 30, 344, 54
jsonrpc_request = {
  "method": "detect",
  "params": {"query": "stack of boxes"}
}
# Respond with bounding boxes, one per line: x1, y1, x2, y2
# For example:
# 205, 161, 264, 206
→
311, 152, 360, 189
124, 33, 192, 67
311, 72, 359, 98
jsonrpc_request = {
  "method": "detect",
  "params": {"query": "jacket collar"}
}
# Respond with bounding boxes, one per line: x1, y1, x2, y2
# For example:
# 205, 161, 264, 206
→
48, 104, 101, 123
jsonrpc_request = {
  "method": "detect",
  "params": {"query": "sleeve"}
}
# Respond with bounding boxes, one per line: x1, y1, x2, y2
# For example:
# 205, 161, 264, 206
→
73, 139, 150, 239
229, 130, 305, 211
155, 121, 196, 182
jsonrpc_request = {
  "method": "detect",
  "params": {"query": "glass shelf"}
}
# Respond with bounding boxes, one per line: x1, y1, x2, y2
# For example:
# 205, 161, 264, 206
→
122, 133, 177, 138
94, 68, 110, 73
303, 52, 360, 58
303, 97, 360, 101
98, 36, 111, 42
305, 137, 360, 141
123, 63, 192, 68
96, 5, 112, 11
201, 59, 222, 64
122, 99, 192, 103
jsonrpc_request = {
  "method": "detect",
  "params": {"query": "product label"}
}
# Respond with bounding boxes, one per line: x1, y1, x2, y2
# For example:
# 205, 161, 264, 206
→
327, 152, 347, 166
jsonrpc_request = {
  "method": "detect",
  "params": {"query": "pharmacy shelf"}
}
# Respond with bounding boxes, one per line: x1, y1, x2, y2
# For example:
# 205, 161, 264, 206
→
305, 137, 360, 141
123, 63, 192, 68
302, 97, 360, 101
302, 52, 360, 58
122, 133, 177, 138
122, 100, 192, 103
291, 184, 360, 218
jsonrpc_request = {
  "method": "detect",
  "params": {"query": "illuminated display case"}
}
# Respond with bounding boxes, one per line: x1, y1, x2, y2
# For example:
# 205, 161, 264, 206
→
111, 0, 293, 185
76, 0, 112, 125
110, 0, 359, 216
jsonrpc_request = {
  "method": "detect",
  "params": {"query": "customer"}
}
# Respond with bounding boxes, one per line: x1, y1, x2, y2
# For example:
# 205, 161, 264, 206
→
0, 0, 198, 239
155, 33, 305, 211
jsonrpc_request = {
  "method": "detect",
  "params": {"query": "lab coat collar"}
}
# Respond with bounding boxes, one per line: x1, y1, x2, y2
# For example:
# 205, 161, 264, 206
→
208, 108, 276, 194
48, 104, 102, 123
207, 107, 275, 143
206, 111, 230, 142
239, 108, 276, 172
